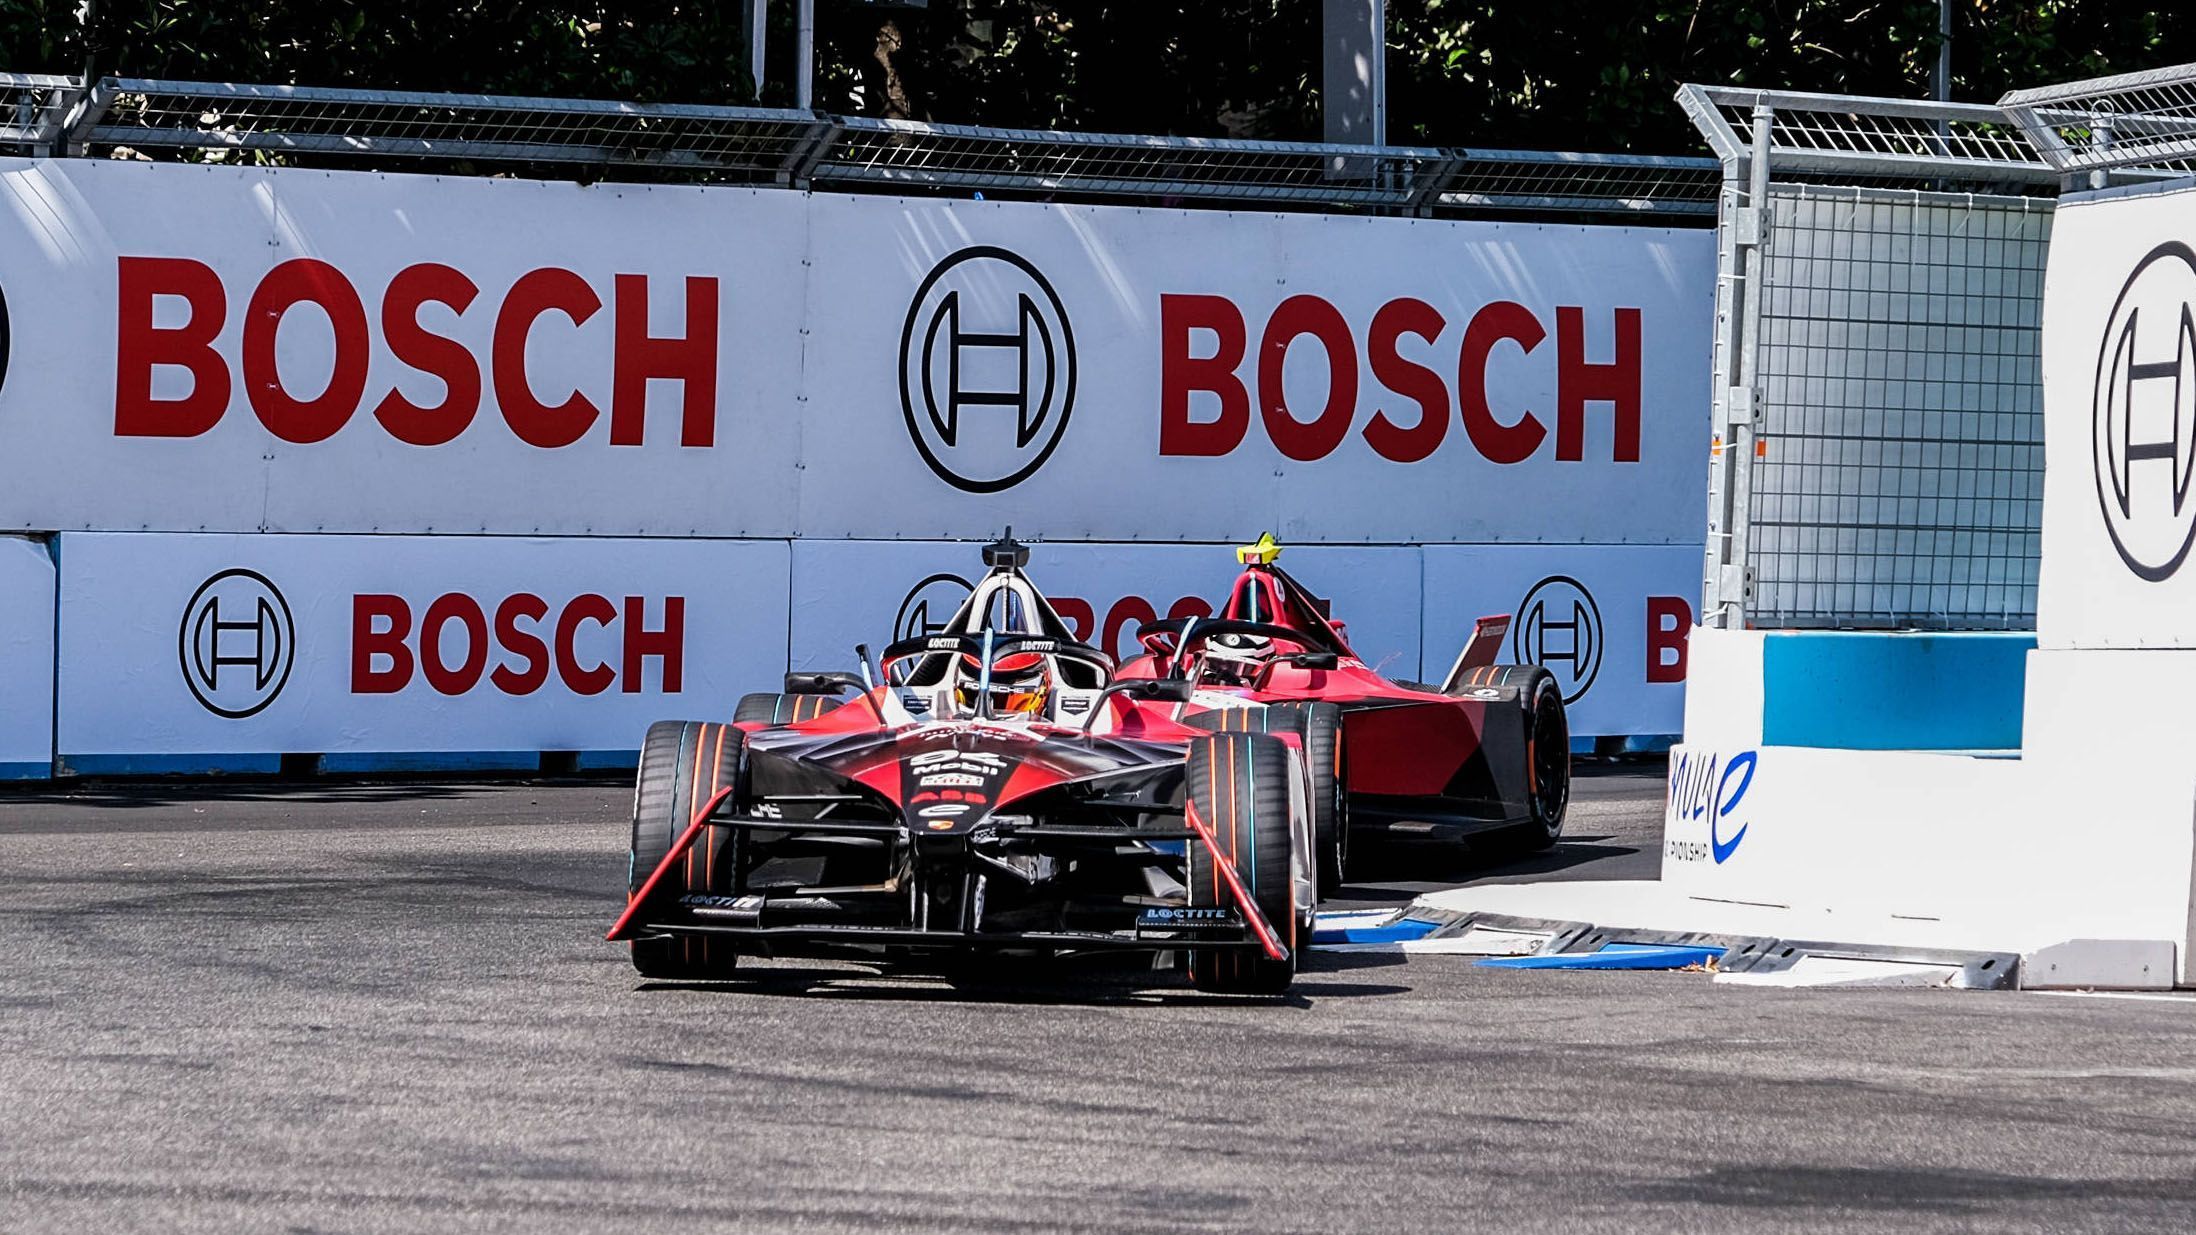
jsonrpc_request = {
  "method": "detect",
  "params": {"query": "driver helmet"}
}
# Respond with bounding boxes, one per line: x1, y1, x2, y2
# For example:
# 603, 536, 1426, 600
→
955, 650, 1052, 716
1202, 631, 1274, 686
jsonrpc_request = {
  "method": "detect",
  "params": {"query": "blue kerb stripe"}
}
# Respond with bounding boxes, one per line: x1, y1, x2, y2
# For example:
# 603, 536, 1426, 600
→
1476, 944, 1725, 970
63, 753, 285, 776
1311, 918, 1442, 945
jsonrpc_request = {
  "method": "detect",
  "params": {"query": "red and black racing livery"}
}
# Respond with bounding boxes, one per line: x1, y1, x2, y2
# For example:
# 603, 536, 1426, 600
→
1117, 536, 1571, 886
607, 537, 1317, 994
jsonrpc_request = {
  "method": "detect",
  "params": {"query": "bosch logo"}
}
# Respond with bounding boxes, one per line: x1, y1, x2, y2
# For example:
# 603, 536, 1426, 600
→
899, 247, 1077, 493
113, 258, 718, 448
894, 573, 974, 643
2095, 242, 2196, 581
351, 592, 683, 696
1513, 575, 1602, 705
179, 569, 296, 718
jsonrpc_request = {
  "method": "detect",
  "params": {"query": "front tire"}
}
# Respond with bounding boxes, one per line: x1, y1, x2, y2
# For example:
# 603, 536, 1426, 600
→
628, 720, 746, 979
1185, 702, 1347, 896
1182, 732, 1301, 995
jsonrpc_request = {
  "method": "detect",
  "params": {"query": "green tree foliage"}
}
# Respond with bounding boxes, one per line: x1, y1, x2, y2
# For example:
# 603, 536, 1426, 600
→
3, 1, 2194, 152
0, 3, 754, 103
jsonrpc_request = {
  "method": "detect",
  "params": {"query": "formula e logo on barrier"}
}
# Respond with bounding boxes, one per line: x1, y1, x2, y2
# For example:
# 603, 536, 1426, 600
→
1513, 575, 1602, 705
2095, 241, 2196, 581
899, 247, 1077, 493
895, 573, 976, 642
178, 569, 296, 718
1667, 748, 1756, 864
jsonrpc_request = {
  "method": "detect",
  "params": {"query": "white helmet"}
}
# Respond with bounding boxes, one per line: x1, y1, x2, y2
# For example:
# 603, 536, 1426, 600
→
1202, 631, 1273, 686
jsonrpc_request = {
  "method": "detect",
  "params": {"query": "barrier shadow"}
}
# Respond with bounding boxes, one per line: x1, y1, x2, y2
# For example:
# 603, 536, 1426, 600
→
0, 774, 630, 834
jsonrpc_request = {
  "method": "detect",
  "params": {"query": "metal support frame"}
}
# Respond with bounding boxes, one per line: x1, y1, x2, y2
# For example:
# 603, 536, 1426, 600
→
0, 73, 1720, 220
0, 73, 81, 156
2001, 62, 2196, 178
1682, 78, 2185, 632
1702, 107, 1772, 628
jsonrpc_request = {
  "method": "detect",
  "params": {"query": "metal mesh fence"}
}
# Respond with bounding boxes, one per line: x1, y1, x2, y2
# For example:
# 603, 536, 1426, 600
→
0, 73, 77, 151
2003, 63, 2196, 175
93, 79, 832, 179
817, 116, 1449, 206
1678, 77, 2195, 632
1747, 186, 2049, 629
0, 73, 1721, 218
1693, 87, 2054, 185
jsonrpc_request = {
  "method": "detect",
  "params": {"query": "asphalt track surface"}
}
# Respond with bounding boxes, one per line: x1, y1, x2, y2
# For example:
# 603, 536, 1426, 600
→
5, 764, 2196, 1234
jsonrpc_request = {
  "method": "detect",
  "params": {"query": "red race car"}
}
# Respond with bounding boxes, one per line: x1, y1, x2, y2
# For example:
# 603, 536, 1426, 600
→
1117, 536, 1570, 887
607, 536, 1321, 993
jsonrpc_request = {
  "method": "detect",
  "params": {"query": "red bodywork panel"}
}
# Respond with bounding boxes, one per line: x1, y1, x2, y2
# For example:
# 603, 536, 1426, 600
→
737, 686, 1284, 815
1120, 562, 1519, 816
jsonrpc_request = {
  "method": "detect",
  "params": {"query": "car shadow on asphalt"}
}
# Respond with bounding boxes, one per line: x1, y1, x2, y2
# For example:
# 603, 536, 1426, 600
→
633, 962, 1411, 1009
1334, 835, 1640, 900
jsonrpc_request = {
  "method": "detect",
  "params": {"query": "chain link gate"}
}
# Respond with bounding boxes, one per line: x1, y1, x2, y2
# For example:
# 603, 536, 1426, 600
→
1679, 85, 2184, 632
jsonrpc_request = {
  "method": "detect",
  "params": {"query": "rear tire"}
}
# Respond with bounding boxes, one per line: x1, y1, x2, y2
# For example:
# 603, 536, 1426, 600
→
734, 692, 840, 726
1185, 703, 1347, 896
628, 720, 746, 979
1182, 732, 1300, 995
1470, 667, 1570, 854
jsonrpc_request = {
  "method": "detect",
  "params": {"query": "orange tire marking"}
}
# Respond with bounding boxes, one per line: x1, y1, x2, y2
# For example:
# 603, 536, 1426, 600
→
684, 726, 703, 891
707, 724, 726, 887
1225, 737, 1239, 982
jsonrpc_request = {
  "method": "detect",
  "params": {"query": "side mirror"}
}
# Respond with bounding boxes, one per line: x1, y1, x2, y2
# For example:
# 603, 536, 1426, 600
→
1122, 678, 1194, 704
1287, 652, 1340, 670
785, 671, 865, 696
1080, 677, 1195, 733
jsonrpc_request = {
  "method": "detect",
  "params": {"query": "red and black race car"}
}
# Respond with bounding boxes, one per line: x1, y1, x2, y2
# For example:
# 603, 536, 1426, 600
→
1117, 536, 1571, 887
607, 537, 1318, 994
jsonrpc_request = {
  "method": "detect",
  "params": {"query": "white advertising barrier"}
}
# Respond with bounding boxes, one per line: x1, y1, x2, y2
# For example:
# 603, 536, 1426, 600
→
0, 158, 1713, 543
2039, 179, 2196, 648
788, 540, 1424, 679
795, 196, 1715, 542
0, 536, 54, 777
55, 533, 789, 758
1660, 741, 2196, 981
1420, 545, 1698, 737
0, 161, 806, 537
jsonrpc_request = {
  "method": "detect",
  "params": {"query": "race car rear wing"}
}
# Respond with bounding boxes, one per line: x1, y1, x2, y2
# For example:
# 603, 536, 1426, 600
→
1440, 614, 1513, 693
